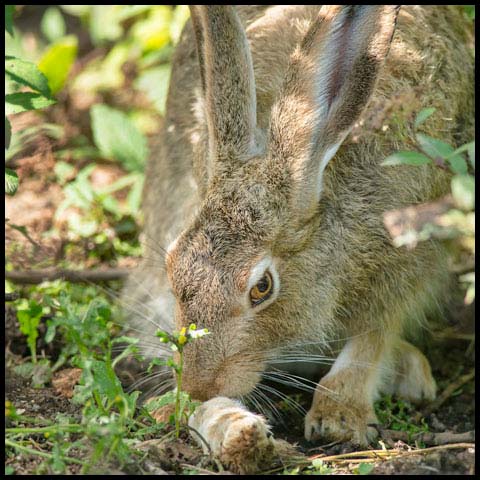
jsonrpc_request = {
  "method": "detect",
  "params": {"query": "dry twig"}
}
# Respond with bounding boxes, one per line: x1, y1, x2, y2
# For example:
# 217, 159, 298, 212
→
412, 369, 475, 423
5, 268, 130, 284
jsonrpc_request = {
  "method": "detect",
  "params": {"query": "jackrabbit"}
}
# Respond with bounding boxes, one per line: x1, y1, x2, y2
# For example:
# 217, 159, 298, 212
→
123, 4, 474, 450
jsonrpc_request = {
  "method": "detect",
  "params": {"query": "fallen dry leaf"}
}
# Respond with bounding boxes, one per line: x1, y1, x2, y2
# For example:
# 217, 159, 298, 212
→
52, 368, 82, 398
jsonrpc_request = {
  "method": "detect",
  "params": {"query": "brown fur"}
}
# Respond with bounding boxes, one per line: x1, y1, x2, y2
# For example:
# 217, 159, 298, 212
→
123, 5, 474, 445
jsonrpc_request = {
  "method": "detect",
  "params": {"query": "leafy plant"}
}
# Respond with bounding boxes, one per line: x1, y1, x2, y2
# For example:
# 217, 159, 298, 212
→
154, 324, 210, 438
382, 107, 475, 304
16, 299, 44, 363
90, 104, 149, 172
6, 286, 160, 473
5, 6, 56, 196
375, 395, 429, 442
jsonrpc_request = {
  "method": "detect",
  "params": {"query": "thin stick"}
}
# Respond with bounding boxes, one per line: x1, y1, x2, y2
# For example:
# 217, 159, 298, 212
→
412, 369, 475, 422
309, 442, 475, 464
374, 427, 475, 446
6, 268, 130, 284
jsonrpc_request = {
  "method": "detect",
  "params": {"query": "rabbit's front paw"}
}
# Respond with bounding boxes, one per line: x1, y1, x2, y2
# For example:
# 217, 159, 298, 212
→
304, 388, 378, 447
189, 397, 285, 474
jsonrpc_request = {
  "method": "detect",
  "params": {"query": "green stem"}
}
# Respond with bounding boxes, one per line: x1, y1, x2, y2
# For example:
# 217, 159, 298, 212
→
175, 351, 184, 439
6, 424, 83, 435
5, 438, 86, 466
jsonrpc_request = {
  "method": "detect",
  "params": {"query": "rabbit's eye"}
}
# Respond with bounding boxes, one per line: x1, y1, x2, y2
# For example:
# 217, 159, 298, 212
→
250, 271, 273, 306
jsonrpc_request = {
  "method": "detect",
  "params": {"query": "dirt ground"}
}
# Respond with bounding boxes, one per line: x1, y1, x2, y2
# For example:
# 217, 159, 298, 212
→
4, 300, 475, 474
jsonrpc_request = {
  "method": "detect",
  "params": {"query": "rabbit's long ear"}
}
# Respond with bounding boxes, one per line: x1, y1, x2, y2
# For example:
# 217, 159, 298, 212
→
269, 5, 399, 217
189, 6, 257, 174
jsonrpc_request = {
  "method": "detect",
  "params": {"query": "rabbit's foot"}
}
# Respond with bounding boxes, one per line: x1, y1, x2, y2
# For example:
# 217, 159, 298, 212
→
304, 384, 378, 446
189, 397, 295, 474
391, 340, 437, 403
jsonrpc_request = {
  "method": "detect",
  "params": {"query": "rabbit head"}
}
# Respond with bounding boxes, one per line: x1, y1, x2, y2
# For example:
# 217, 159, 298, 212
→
165, 5, 400, 401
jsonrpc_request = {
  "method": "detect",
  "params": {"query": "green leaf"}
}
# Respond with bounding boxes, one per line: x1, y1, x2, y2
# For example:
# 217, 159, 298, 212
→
357, 463, 375, 475
5, 56, 51, 96
41, 7, 66, 43
467, 142, 475, 169
38, 35, 78, 94
414, 107, 436, 128
382, 151, 432, 166
5, 5, 14, 36
134, 65, 171, 115
127, 174, 144, 215
54, 160, 75, 185
447, 155, 468, 175
463, 5, 475, 20
448, 141, 475, 170
5, 117, 12, 150
130, 6, 172, 52
5, 92, 56, 115
5, 168, 19, 195
91, 104, 149, 172
416, 133, 455, 160
90, 359, 124, 402
451, 174, 475, 211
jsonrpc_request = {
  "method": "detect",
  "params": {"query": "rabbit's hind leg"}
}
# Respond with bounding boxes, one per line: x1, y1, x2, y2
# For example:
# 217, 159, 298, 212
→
384, 338, 437, 404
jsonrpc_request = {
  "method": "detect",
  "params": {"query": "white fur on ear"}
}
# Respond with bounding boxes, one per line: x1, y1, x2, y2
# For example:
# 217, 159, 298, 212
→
315, 130, 350, 200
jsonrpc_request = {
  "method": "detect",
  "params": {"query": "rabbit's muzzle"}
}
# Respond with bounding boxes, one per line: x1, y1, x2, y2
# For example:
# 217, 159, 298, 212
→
179, 341, 263, 402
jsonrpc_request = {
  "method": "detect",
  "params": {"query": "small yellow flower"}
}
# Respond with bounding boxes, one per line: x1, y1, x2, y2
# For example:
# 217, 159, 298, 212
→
114, 395, 123, 403
5, 400, 12, 408
179, 327, 187, 336
44, 432, 50, 439
178, 334, 187, 345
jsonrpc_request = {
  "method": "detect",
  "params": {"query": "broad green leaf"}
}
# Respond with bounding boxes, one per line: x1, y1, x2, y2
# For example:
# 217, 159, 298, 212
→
416, 133, 457, 160
127, 174, 144, 215
5, 117, 11, 149
41, 7, 66, 43
38, 35, 78, 94
91, 104, 148, 172
5, 56, 51, 96
5, 5, 14, 36
451, 174, 475, 211
382, 151, 432, 166
90, 359, 123, 401
134, 65, 171, 115
414, 107, 436, 128
131, 6, 172, 51
5, 92, 56, 115
5, 168, 18, 195
447, 155, 468, 175
448, 141, 476, 170
447, 141, 475, 159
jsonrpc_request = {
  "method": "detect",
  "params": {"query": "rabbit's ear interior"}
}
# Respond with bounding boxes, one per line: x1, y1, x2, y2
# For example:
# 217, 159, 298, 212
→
268, 5, 399, 216
189, 6, 258, 177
